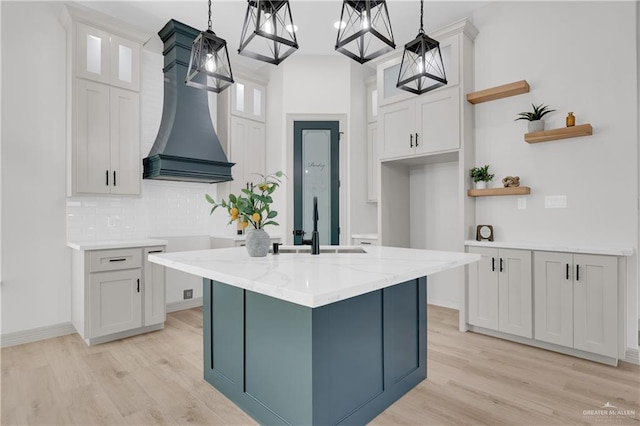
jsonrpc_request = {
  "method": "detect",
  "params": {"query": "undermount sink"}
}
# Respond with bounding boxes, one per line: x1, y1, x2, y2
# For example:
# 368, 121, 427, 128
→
272, 246, 367, 254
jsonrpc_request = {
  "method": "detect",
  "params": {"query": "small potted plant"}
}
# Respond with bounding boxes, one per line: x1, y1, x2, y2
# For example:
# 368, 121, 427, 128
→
470, 165, 494, 189
515, 103, 556, 133
206, 171, 284, 257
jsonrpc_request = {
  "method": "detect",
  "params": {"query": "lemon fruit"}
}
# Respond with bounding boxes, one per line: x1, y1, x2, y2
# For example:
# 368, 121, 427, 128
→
252, 212, 261, 222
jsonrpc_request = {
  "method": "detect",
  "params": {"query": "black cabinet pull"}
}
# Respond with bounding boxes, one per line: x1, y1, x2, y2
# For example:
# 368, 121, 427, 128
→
576, 264, 580, 281
113, 171, 116, 186
137, 278, 140, 293
499, 258, 504, 272
415, 133, 419, 146
409, 134, 413, 148
148, 250, 164, 254
566, 263, 570, 280
106, 170, 109, 186
109, 258, 127, 262
491, 257, 495, 272
360, 241, 372, 245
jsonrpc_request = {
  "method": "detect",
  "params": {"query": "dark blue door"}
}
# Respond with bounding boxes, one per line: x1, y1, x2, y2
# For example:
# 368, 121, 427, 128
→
293, 121, 340, 245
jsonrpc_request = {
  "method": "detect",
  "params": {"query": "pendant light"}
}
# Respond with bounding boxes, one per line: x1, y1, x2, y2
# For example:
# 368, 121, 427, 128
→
396, 0, 447, 95
186, 0, 234, 93
238, 0, 299, 65
335, 0, 395, 64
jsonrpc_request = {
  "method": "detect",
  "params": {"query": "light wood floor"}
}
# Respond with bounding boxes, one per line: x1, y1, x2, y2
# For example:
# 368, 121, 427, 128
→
2, 306, 639, 425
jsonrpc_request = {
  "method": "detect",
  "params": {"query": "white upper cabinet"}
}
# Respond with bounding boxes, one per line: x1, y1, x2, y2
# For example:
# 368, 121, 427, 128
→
231, 79, 266, 122
76, 23, 111, 84
377, 32, 459, 107
379, 86, 460, 160
109, 87, 141, 195
76, 23, 141, 91
61, 5, 148, 196
110, 35, 141, 91
375, 19, 475, 162
217, 77, 268, 199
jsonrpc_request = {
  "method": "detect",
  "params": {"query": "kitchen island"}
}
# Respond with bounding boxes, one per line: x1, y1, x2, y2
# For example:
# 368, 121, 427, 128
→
149, 245, 479, 425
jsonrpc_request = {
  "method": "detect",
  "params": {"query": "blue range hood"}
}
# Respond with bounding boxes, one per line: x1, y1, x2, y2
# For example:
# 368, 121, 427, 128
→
143, 20, 234, 183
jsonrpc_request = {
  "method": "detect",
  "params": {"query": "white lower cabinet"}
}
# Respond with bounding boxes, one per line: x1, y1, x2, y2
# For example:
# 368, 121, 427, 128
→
72, 245, 166, 345
89, 269, 142, 338
468, 247, 532, 338
534, 251, 618, 358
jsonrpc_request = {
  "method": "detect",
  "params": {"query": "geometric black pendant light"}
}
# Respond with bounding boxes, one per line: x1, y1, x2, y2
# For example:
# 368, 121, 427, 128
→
238, 0, 299, 65
186, 0, 235, 93
396, 0, 447, 95
335, 0, 395, 64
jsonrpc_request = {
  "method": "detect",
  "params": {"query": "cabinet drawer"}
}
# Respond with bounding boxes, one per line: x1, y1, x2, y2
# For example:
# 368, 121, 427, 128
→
89, 248, 142, 272
352, 238, 379, 246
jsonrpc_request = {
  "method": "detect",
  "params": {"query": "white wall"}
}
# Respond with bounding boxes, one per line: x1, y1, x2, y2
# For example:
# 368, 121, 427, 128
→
1, 2, 70, 334
410, 161, 461, 308
266, 55, 375, 243
0, 3, 229, 336
472, 1, 638, 352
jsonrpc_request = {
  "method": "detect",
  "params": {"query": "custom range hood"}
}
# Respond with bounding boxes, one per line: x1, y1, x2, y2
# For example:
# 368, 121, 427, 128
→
143, 20, 234, 183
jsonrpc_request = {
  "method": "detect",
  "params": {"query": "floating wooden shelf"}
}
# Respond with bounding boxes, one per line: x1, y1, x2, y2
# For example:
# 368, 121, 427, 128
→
467, 186, 531, 197
524, 123, 593, 144
466, 80, 530, 104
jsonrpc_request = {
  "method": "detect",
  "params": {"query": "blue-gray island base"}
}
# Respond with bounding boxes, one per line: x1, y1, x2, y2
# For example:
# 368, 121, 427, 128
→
203, 276, 427, 425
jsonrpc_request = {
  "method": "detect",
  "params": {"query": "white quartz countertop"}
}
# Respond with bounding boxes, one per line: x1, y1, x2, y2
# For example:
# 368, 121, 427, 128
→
464, 240, 633, 257
67, 239, 168, 251
149, 246, 479, 308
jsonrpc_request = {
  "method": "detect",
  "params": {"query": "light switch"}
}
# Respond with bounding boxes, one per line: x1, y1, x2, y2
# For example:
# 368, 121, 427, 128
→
545, 195, 567, 209
517, 197, 527, 210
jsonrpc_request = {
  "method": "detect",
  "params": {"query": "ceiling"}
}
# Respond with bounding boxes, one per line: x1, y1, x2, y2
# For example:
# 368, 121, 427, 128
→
77, 0, 489, 71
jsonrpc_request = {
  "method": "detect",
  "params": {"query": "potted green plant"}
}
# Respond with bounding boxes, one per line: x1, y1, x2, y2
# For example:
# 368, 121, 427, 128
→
515, 103, 556, 133
206, 171, 284, 257
470, 165, 494, 189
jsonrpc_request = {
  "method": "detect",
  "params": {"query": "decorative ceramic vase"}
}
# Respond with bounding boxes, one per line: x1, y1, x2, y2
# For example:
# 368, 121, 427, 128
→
245, 228, 270, 257
475, 181, 487, 189
528, 120, 545, 133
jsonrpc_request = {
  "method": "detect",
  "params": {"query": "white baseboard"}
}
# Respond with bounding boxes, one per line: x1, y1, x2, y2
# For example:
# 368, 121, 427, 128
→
1, 322, 76, 348
427, 298, 459, 310
166, 297, 203, 313
624, 347, 640, 365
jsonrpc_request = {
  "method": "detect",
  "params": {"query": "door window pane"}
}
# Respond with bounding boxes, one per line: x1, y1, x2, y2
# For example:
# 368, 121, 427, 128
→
302, 129, 331, 245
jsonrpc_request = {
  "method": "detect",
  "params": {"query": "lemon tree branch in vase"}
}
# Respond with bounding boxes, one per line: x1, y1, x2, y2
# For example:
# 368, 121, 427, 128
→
206, 171, 285, 257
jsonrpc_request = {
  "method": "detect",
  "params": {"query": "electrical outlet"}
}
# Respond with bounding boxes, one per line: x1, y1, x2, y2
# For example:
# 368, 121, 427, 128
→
545, 195, 567, 209
517, 197, 527, 210
183, 289, 193, 299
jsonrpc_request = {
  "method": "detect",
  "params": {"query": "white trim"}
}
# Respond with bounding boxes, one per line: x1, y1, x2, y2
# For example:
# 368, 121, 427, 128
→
166, 297, 203, 313
624, 347, 640, 365
427, 299, 459, 311
1, 322, 76, 348
286, 114, 349, 246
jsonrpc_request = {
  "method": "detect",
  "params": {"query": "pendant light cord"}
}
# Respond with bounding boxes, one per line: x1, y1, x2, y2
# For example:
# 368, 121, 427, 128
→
419, 0, 424, 34
208, 0, 212, 31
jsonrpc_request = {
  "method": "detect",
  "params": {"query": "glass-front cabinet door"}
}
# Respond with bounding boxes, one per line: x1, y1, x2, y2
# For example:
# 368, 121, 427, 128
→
76, 23, 140, 91
76, 23, 110, 84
